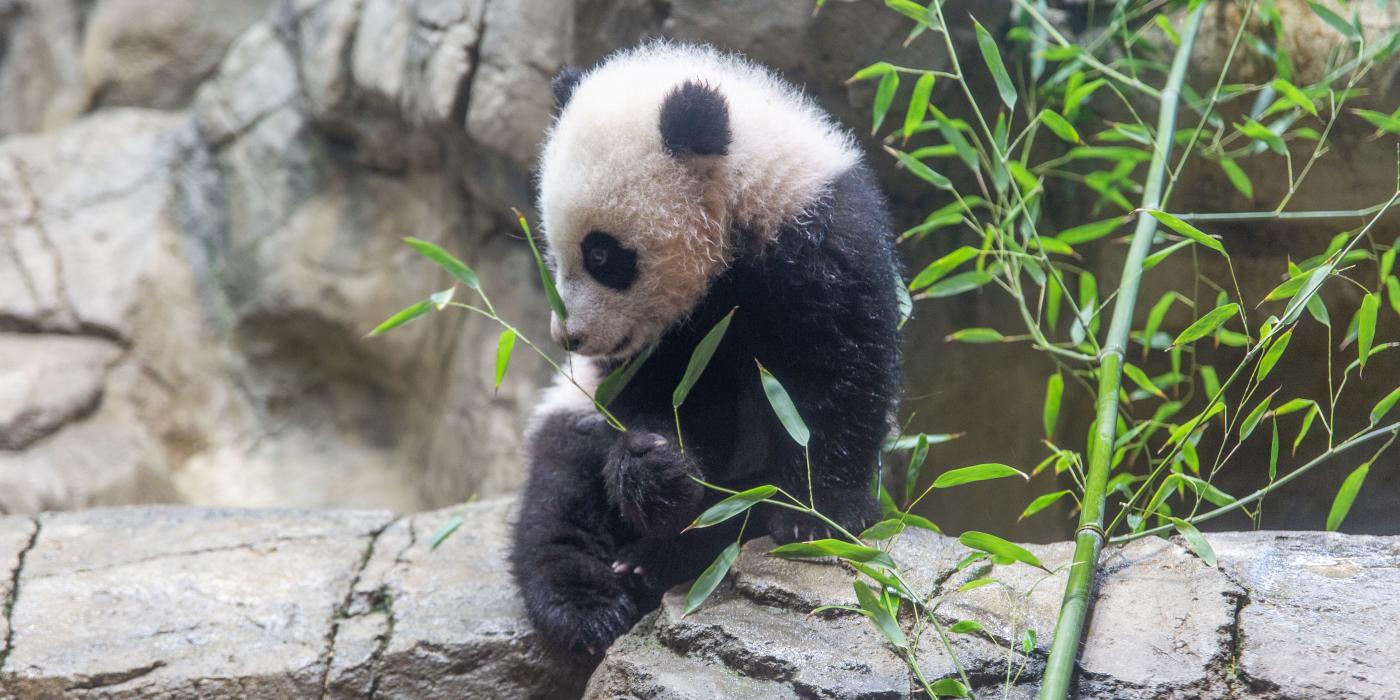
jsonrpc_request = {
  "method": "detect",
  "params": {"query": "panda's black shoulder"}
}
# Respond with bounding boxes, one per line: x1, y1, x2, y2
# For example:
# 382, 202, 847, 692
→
759, 162, 897, 283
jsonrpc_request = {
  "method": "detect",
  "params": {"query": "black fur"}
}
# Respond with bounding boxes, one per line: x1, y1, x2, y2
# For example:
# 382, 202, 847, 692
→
659, 81, 732, 157
510, 165, 902, 655
581, 231, 638, 291
552, 66, 583, 112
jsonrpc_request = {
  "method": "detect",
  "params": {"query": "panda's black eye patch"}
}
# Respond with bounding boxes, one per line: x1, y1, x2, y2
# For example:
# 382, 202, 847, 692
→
581, 231, 637, 291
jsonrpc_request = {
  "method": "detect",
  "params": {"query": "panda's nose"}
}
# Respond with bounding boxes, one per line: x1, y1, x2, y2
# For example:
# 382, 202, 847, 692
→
550, 317, 586, 351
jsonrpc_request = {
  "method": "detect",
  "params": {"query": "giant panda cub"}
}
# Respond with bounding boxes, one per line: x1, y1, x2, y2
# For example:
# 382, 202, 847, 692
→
511, 41, 902, 655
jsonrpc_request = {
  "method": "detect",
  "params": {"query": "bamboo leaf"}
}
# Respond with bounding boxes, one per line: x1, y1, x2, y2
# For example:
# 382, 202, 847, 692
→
685, 542, 740, 615
947, 328, 1004, 343
929, 678, 969, 698
1039, 109, 1081, 144
909, 246, 979, 292
853, 580, 908, 649
1326, 462, 1370, 531
904, 433, 930, 504
931, 464, 1027, 489
758, 364, 809, 447
771, 539, 896, 569
1280, 265, 1332, 325
516, 212, 568, 320
889, 148, 953, 189
1043, 373, 1064, 439
958, 531, 1047, 571
1239, 395, 1273, 441
689, 485, 778, 529
1123, 363, 1166, 399
974, 20, 1017, 110
1146, 210, 1227, 256
1353, 109, 1400, 135
958, 578, 996, 593
1256, 329, 1293, 381
1371, 387, 1400, 425
903, 72, 936, 141
860, 519, 907, 541
1056, 217, 1124, 245
1142, 292, 1181, 352
1272, 397, 1315, 416
1269, 419, 1280, 480
1270, 78, 1317, 117
1358, 293, 1379, 372
949, 620, 983, 634
430, 514, 464, 550
405, 237, 480, 289
1019, 490, 1072, 521
673, 309, 735, 407
923, 270, 994, 298
368, 294, 442, 337
1143, 239, 1194, 271
872, 70, 900, 135
1294, 405, 1318, 454
895, 275, 913, 329
595, 345, 654, 407
1169, 517, 1216, 566
1308, 1, 1362, 41
1236, 118, 1287, 154
1172, 304, 1240, 346
1218, 158, 1254, 199
849, 61, 895, 82
494, 329, 516, 391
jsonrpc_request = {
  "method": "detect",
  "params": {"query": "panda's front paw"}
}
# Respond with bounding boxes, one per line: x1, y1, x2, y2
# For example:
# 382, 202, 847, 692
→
604, 431, 703, 533
767, 487, 880, 544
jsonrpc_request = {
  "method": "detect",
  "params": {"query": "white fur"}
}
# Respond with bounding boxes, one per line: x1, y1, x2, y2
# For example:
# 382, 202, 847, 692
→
526, 355, 605, 435
536, 41, 860, 359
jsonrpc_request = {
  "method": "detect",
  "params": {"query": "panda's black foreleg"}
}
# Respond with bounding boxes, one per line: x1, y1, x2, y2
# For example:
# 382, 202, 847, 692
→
762, 355, 891, 544
509, 409, 642, 656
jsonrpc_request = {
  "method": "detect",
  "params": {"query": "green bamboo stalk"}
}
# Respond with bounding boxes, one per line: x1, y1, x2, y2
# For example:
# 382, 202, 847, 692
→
1037, 5, 1207, 699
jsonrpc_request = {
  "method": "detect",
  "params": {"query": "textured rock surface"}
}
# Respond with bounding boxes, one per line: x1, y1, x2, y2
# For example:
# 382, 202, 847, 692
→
591, 528, 1400, 699
0, 0, 272, 137
0, 499, 590, 699
0, 500, 1394, 698
1, 0, 1397, 536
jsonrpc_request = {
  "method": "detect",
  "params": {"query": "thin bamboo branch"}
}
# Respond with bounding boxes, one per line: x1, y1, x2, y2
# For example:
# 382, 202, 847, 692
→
1174, 202, 1391, 222
1037, 5, 1207, 699
1113, 420, 1400, 543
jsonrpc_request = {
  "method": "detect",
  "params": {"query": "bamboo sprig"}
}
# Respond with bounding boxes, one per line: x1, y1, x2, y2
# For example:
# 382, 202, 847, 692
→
1037, 5, 1207, 699
1115, 420, 1400, 543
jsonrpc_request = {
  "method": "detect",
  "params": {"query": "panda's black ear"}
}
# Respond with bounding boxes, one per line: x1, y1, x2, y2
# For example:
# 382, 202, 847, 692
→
552, 66, 583, 113
659, 81, 731, 158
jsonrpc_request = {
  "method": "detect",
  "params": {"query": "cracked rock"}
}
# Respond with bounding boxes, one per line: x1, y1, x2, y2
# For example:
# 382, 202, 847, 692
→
0, 507, 395, 698
1212, 531, 1400, 699
327, 499, 594, 699
0, 334, 120, 451
593, 530, 1373, 699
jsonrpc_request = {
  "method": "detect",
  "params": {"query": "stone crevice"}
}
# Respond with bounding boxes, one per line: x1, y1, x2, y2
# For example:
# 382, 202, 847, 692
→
449, 0, 490, 130
0, 516, 41, 672
8, 157, 79, 329
319, 515, 398, 700
67, 660, 166, 691
27, 533, 342, 580
363, 584, 395, 700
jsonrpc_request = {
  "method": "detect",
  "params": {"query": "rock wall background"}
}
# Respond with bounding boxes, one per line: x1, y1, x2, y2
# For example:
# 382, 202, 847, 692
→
1, 0, 1397, 538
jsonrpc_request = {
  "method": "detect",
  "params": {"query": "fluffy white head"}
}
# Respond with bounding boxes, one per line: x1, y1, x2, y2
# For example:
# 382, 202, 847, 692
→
536, 41, 859, 359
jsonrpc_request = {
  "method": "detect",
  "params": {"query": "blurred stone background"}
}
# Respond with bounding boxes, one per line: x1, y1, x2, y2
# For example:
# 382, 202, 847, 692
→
0, 0, 1396, 540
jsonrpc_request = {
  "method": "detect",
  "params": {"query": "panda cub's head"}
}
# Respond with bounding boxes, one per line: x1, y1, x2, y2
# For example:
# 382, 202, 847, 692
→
537, 42, 859, 360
